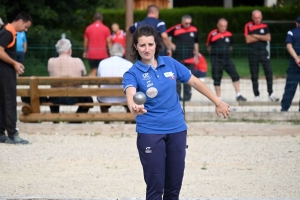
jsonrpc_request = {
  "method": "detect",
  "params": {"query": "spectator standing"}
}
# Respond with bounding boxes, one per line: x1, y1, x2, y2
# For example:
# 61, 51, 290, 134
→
0, 12, 32, 144
206, 18, 247, 101
48, 39, 93, 119
281, 17, 300, 112
97, 43, 133, 123
244, 10, 279, 101
167, 15, 199, 101
83, 12, 112, 76
122, 25, 230, 200
128, 4, 172, 56
111, 22, 126, 57
16, 31, 27, 64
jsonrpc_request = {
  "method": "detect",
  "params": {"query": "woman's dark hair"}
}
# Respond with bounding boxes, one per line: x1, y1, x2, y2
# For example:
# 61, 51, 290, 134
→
131, 25, 163, 60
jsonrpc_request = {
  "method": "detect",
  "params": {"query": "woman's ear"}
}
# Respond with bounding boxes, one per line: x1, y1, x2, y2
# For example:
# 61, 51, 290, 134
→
133, 44, 137, 50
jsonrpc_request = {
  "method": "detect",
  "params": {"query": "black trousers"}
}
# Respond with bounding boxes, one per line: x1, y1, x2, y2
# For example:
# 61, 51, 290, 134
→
248, 50, 273, 96
176, 63, 193, 101
0, 77, 17, 137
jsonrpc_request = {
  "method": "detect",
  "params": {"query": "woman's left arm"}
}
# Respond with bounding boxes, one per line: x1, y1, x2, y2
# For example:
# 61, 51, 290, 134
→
187, 75, 230, 119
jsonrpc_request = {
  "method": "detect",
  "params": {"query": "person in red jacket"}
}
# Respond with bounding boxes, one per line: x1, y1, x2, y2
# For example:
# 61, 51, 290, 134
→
206, 18, 246, 101
111, 22, 126, 57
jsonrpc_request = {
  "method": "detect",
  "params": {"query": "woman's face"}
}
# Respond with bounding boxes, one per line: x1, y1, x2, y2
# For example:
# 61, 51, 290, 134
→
135, 35, 156, 62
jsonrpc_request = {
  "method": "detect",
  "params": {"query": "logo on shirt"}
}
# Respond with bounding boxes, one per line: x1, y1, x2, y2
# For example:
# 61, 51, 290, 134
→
146, 87, 158, 98
190, 32, 194, 37
260, 29, 264, 34
225, 37, 230, 42
146, 80, 153, 88
164, 71, 176, 80
142, 73, 151, 80
145, 147, 152, 153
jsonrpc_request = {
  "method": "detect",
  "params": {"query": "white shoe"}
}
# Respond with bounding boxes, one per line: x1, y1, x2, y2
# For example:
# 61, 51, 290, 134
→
269, 93, 279, 102
255, 96, 260, 101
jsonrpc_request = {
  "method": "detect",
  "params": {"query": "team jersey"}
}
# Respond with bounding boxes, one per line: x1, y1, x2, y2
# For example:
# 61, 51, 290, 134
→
206, 29, 233, 58
111, 30, 126, 55
167, 24, 198, 62
244, 21, 270, 50
129, 17, 167, 34
84, 21, 111, 59
123, 56, 191, 134
0, 23, 16, 78
285, 26, 300, 66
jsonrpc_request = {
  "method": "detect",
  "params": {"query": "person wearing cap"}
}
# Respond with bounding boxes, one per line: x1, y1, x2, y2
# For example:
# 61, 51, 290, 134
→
281, 17, 300, 112
48, 38, 93, 120
0, 12, 32, 144
83, 12, 112, 77
0, 17, 4, 29
244, 10, 279, 102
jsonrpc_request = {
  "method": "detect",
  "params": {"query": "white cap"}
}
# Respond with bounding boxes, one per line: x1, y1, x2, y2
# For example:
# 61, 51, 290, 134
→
0, 18, 4, 25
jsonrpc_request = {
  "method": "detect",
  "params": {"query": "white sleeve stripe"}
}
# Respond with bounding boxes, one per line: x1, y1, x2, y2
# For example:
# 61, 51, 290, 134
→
287, 31, 293, 36
124, 85, 135, 92
157, 22, 165, 27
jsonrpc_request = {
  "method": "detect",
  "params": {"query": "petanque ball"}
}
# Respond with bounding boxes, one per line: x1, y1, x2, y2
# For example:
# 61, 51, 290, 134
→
133, 92, 146, 105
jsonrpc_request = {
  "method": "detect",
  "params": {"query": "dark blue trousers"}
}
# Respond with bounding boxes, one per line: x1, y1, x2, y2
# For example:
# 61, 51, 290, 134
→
137, 130, 187, 200
281, 66, 300, 111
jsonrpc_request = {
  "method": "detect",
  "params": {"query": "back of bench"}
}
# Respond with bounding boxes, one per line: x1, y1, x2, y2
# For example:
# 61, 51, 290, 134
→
17, 76, 126, 113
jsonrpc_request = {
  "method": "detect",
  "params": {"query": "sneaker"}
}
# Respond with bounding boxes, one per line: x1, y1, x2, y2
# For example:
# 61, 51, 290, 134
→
255, 96, 260, 101
5, 133, 29, 144
269, 93, 279, 102
0, 134, 8, 143
236, 95, 247, 101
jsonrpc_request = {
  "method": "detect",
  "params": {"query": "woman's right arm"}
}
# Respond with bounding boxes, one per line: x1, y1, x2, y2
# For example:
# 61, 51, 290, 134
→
125, 87, 147, 115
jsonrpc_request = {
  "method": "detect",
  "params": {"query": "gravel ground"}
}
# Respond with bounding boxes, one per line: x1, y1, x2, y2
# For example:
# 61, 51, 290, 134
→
0, 122, 300, 199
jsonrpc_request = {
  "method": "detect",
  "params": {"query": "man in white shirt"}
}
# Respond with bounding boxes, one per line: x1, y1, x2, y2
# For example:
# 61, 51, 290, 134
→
97, 43, 133, 123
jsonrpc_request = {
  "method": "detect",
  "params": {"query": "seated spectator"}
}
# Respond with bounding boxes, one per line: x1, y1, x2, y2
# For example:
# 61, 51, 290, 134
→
47, 39, 93, 120
185, 52, 208, 82
97, 43, 133, 124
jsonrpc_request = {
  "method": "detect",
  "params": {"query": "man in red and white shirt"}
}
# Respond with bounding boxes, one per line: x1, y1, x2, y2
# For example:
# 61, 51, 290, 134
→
83, 12, 111, 76
111, 23, 126, 57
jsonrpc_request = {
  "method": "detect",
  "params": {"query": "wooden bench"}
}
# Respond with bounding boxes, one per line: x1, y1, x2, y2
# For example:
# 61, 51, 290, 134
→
17, 76, 135, 123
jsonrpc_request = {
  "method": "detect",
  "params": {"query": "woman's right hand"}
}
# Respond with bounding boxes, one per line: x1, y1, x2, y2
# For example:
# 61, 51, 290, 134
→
131, 104, 147, 115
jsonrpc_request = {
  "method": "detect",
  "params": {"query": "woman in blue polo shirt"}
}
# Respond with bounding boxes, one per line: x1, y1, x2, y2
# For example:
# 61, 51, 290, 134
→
122, 25, 230, 200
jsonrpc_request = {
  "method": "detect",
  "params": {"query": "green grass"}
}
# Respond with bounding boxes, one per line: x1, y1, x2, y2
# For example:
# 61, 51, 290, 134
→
205, 58, 289, 78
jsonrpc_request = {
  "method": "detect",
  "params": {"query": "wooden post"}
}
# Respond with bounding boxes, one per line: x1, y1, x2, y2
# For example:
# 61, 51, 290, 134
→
125, 0, 134, 62
29, 76, 40, 113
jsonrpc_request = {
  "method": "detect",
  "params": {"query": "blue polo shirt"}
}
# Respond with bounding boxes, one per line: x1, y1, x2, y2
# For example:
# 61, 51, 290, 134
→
123, 56, 191, 134
129, 17, 167, 34
286, 26, 300, 67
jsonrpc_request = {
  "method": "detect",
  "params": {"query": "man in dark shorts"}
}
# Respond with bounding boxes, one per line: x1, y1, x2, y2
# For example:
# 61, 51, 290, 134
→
0, 12, 32, 144
206, 18, 247, 101
83, 12, 111, 76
